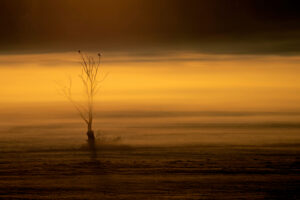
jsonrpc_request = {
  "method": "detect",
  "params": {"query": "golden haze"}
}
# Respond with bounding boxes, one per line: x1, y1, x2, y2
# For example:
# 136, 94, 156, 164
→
0, 52, 300, 111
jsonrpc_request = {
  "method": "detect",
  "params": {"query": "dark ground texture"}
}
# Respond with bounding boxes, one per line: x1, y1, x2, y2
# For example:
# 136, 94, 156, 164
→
0, 144, 299, 199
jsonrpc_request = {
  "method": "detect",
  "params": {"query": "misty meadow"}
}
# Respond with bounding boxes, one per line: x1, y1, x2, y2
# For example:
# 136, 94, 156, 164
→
0, 0, 300, 199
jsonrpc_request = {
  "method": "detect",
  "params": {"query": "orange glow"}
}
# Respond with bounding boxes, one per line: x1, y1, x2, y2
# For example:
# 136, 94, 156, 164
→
0, 52, 300, 111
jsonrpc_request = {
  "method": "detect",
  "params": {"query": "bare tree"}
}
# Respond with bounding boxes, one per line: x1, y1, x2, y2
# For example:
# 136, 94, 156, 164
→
62, 50, 105, 143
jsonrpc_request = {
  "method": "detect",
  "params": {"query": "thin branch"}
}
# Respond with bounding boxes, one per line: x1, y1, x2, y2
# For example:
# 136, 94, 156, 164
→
60, 50, 105, 133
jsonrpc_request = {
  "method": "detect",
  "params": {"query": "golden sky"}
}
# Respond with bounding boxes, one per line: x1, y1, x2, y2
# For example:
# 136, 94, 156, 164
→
0, 52, 299, 112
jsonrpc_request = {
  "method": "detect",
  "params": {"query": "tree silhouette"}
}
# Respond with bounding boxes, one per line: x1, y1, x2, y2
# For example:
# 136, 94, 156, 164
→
62, 50, 105, 144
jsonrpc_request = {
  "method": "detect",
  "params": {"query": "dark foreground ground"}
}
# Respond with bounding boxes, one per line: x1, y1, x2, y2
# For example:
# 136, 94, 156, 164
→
0, 144, 299, 200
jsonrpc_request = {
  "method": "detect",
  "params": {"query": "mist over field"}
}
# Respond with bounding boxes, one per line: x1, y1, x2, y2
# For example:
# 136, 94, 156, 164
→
1, 103, 300, 151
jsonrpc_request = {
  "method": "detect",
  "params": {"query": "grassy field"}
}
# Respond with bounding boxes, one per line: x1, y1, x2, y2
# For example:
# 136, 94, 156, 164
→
0, 108, 299, 199
0, 144, 299, 199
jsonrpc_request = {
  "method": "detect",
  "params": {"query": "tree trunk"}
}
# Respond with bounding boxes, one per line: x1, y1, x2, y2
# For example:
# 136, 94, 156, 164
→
87, 122, 95, 141
86, 122, 96, 154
